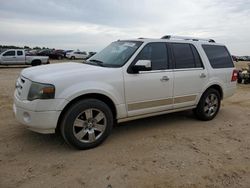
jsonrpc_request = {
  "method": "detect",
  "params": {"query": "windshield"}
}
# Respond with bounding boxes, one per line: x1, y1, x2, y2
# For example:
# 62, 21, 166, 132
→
87, 41, 142, 67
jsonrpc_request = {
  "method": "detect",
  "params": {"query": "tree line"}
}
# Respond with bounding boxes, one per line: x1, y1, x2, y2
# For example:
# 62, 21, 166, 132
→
0, 45, 49, 50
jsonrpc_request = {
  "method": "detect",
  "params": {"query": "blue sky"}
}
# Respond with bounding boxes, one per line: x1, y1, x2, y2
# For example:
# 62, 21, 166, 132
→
0, 0, 249, 55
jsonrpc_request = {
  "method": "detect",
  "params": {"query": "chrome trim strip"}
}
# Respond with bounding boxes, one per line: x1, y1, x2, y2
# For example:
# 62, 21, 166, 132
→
173, 68, 204, 71
174, 95, 197, 104
128, 98, 172, 111
127, 95, 197, 111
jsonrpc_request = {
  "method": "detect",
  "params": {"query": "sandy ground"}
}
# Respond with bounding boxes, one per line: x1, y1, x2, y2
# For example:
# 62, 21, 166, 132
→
0, 60, 250, 188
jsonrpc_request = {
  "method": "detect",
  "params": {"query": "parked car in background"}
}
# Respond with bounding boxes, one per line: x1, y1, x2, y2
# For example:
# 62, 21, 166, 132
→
238, 56, 248, 61
49, 49, 64, 60
37, 49, 65, 60
66, 51, 88, 59
26, 49, 39, 56
37, 49, 52, 56
0, 49, 49, 66
64, 50, 74, 57
245, 56, 250, 61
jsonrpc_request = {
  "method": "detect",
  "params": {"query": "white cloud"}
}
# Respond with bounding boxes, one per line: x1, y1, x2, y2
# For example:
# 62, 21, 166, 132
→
0, 0, 249, 55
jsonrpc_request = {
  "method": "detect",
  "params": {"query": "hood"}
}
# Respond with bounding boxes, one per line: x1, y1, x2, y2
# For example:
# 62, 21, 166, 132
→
21, 62, 107, 83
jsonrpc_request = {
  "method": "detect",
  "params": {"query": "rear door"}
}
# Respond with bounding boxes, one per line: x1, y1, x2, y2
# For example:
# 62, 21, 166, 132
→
170, 43, 209, 108
1, 50, 16, 64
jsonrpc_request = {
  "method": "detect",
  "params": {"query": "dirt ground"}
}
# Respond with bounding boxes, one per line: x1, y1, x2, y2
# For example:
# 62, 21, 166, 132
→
0, 60, 250, 188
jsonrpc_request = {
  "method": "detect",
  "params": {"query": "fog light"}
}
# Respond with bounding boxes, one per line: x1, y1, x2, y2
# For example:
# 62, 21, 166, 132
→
23, 112, 31, 123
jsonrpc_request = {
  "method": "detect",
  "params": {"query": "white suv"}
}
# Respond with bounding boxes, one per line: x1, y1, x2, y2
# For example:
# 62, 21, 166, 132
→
13, 35, 237, 149
66, 51, 88, 59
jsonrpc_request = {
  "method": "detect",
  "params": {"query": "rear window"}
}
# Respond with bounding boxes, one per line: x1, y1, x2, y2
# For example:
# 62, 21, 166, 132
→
202, 45, 234, 68
17, 51, 23, 56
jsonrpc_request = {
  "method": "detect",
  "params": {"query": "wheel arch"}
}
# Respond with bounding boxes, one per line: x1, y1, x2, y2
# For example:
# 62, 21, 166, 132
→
200, 84, 223, 102
56, 93, 117, 131
31, 59, 42, 65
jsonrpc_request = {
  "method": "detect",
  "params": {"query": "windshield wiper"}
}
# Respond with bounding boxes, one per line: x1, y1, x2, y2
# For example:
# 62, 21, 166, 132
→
88, 59, 105, 66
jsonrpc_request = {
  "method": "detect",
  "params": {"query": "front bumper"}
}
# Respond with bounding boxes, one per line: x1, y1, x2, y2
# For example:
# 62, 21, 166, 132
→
13, 103, 61, 134
13, 91, 67, 134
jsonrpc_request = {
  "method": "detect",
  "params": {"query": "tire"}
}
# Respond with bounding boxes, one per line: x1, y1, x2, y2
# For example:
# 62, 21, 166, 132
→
60, 99, 113, 150
71, 56, 75, 60
58, 55, 62, 60
194, 88, 221, 121
31, 60, 41, 66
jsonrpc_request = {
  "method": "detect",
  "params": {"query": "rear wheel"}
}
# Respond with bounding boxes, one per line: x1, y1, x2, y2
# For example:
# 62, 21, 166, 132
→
60, 99, 113, 150
71, 56, 75, 60
194, 89, 221, 121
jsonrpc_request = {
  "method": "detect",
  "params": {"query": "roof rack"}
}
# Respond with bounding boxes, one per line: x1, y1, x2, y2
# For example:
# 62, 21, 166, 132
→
161, 35, 215, 43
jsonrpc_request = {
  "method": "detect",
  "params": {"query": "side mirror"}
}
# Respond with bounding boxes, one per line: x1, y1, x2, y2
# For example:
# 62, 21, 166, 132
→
132, 60, 152, 73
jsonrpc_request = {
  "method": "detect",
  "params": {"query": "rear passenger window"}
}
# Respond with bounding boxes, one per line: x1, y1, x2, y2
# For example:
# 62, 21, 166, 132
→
17, 51, 23, 56
172, 43, 195, 69
202, 45, 234, 68
136, 43, 168, 70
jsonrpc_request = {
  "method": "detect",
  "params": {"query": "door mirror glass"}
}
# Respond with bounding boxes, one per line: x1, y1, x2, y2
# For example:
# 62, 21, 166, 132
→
132, 60, 152, 73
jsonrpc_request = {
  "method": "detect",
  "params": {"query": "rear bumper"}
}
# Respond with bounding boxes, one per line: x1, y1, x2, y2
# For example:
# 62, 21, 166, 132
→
13, 103, 60, 134
224, 85, 236, 99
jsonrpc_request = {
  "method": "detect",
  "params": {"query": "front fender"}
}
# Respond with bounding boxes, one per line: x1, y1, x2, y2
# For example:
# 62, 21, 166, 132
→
56, 81, 125, 110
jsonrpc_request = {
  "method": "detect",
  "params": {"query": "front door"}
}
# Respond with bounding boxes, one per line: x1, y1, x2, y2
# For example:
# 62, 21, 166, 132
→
1, 50, 16, 64
124, 42, 174, 117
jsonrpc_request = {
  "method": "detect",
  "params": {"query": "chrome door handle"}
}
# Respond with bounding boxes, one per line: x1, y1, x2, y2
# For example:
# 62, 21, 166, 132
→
200, 73, 206, 78
160, 76, 169, 82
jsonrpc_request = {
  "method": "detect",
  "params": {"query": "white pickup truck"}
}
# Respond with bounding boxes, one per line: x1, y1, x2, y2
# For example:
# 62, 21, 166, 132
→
0, 49, 49, 66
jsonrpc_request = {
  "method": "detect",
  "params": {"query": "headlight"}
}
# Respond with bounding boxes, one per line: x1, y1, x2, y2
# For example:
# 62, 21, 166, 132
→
28, 82, 55, 101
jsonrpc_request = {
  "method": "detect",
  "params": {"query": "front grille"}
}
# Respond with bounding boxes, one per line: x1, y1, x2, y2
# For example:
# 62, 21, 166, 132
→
15, 76, 30, 100
21, 78, 25, 83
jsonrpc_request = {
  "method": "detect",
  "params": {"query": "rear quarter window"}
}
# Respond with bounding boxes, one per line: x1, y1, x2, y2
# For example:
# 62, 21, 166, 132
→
202, 45, 234, 68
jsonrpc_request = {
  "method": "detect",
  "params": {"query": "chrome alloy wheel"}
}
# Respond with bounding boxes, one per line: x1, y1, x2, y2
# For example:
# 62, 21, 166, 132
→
204, 93, 219, 117
73, 108, 107, 143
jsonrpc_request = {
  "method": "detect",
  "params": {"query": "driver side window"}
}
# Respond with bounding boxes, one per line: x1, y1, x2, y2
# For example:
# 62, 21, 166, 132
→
3, 50, 15, 56
135, 43, 168, 70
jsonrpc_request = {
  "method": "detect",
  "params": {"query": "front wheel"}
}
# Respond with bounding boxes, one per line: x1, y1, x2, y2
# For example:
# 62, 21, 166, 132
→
60, 99, 113, 150
194, 89, 221, 121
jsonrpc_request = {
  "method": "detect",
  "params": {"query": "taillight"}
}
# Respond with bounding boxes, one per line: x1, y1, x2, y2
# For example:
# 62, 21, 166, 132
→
231, 69, 238, 82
